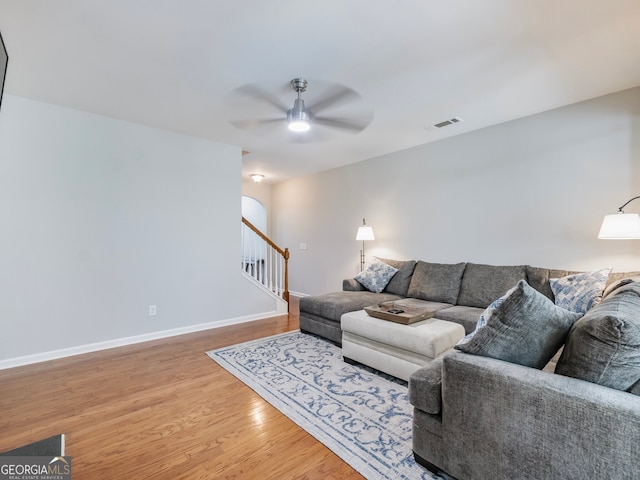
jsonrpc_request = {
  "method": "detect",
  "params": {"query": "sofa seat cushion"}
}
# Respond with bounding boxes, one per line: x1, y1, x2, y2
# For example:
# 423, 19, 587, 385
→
409, 358, 444, 414
556, 283, 640, 393
454, 280, 582, 369
432, 306, 484, 334
457, 263, 527, 308
299, 291, 402, 322
407, 261, 467, 304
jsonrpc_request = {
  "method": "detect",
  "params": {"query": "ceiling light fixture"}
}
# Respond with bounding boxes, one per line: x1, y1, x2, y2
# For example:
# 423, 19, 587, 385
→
249, 174, 265, 183
287, 78, 311, 133
598, 196, 640, 239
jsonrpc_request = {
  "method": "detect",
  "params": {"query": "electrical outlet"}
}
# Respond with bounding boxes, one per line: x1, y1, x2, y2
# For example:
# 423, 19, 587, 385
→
299, 243, 307, 250
149, 305, 157, 316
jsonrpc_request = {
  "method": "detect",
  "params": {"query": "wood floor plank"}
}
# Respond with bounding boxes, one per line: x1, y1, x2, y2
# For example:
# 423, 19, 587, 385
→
0, 297, 364, 479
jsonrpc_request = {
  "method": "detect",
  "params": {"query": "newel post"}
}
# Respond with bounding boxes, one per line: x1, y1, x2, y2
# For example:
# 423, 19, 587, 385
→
284, 248, 290, 307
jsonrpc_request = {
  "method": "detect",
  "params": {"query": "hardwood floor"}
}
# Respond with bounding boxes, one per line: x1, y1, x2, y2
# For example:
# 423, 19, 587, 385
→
0, 297, 364, 479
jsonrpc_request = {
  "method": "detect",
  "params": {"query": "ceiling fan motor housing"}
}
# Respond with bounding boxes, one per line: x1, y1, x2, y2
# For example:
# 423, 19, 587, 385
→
287, 98, 310, 131
290, 78, 308, 93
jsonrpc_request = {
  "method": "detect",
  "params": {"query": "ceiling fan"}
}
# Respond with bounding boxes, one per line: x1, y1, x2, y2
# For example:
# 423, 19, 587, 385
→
228, 78, 373, 138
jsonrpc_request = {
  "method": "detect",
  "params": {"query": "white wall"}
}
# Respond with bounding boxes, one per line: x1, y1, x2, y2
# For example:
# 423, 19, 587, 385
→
0, 95, 278, 365
273, 87, 640, 296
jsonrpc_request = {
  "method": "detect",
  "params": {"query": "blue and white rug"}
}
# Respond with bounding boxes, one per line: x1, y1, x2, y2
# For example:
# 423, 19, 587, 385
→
207, 331, 444, 480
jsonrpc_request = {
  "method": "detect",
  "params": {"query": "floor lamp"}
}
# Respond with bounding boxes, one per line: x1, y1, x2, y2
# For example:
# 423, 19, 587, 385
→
356, 218, 375, 271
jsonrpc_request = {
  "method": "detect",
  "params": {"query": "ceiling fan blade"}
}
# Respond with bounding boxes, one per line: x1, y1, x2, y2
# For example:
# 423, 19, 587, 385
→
234, 84, 290, 113
313, 115, 372, 132
230, 118, 283, 130
307, 85, 360, 114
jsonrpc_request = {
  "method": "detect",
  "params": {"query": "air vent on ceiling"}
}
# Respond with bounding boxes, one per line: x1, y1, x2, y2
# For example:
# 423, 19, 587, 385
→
433, 117, 463, 129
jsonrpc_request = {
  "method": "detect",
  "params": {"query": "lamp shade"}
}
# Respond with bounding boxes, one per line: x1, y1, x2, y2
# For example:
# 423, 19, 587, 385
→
356, 225, 374, 241
598, 213, 640, 239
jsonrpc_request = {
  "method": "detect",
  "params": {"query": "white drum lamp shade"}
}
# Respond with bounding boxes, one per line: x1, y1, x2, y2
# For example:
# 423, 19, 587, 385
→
598, 196, 640, 239
598, 213, 640, 239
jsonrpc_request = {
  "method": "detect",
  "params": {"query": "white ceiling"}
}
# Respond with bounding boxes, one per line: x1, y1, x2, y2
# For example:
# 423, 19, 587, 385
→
1, 1, 639, 183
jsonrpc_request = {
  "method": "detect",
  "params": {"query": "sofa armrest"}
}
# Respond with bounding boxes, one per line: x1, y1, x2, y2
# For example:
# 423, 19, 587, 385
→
441, 351, 640, 479
409, 357, 444, 414
343, 278, 366, 291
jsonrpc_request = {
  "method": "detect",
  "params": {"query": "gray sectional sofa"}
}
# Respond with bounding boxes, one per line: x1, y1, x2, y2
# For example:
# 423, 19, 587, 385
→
299, 259, 633, 345
299, 259, 640, 479
410, 281, 640, 479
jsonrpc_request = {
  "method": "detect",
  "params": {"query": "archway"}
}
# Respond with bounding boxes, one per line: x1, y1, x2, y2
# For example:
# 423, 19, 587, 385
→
241, 195, 267, 233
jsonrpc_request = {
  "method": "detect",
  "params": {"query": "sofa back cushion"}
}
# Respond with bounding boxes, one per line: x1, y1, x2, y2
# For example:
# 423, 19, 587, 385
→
407, 261, 466, 304
456, 263, 527, 308
555, 283, 640, 394
603, 272, 640, 298
525, 266, 581, 300
377, 257, 417, 296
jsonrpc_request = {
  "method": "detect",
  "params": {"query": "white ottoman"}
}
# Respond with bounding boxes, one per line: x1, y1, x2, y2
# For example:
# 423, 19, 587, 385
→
341, 309, 465, 381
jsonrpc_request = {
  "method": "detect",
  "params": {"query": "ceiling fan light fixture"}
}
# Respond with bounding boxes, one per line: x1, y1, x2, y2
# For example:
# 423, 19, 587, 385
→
229, 76, 371, 136
287, 98, 311, 132
287, 118, 310, 132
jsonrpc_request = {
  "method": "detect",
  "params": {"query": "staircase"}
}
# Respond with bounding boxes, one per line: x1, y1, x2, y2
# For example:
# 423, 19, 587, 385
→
241, 217, 290, 306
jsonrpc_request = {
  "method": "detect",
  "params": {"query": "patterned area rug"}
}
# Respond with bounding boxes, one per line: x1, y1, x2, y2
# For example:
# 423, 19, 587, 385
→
207, 331, 444, 480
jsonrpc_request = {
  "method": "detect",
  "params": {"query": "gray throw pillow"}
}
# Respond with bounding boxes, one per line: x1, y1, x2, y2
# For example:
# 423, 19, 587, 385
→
457, 285, 518, 345
377, 257, 417, 296
555, 288, 640, 394
455, 280, 582, 369
407, 261, 466, 304
457, 263, 527, 308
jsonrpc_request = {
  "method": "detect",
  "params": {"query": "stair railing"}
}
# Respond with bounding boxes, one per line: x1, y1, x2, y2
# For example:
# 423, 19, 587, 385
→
241, 217, 289, 303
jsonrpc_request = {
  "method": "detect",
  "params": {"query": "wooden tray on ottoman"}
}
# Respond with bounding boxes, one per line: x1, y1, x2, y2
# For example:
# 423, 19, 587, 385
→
364, 301, 438, 325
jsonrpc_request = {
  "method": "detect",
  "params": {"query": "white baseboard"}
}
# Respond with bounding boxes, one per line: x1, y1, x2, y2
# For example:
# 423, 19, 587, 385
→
0, 311, 282, 371
289, 290, 310, 298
